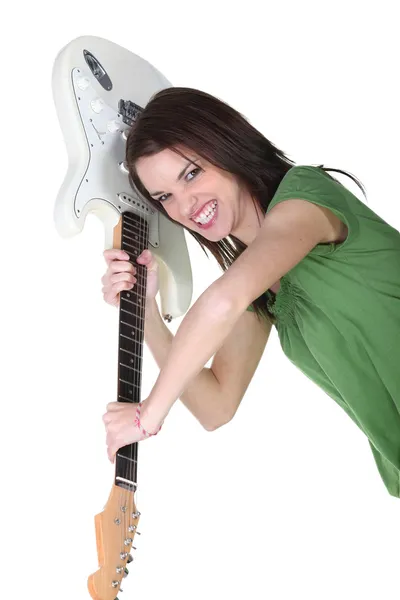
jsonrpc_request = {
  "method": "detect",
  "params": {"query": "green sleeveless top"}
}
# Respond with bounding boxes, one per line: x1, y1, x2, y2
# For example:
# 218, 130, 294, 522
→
247, 165, 400, 498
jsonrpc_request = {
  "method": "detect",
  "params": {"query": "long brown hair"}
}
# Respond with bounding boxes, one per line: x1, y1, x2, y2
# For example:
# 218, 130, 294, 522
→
125, 87, 367, 324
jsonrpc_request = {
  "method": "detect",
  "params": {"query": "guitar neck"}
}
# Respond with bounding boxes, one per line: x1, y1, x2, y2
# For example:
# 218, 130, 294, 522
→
114, 210, 149, 491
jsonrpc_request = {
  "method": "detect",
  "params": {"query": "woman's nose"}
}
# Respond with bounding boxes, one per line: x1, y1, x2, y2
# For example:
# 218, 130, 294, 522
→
180, 196, 198, 218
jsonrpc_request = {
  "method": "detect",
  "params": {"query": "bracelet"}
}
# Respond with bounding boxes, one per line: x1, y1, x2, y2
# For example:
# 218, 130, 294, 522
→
134, 402, 163, 437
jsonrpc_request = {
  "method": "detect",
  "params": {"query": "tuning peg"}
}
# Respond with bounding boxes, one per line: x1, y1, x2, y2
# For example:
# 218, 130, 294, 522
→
127, 554, 133, 563
124, 567, 129, 577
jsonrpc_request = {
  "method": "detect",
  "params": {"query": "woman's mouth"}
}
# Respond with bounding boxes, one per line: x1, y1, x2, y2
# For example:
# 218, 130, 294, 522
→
191, 200, 218, 229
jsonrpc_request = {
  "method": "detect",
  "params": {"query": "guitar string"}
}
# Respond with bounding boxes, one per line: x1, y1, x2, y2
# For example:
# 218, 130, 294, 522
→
138, 209, 148, 513
128, 209, 147, 566
121, 211, 136, 571
120, 211, 126, 569
132, 209, 142, 546
117, 208, 148, 576
133, 209, 147, 561
120, 210, 135, 573
128, 208, 141, 565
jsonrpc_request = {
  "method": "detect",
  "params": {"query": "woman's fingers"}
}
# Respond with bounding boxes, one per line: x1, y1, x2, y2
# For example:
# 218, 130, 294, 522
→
103, 248, 130, 266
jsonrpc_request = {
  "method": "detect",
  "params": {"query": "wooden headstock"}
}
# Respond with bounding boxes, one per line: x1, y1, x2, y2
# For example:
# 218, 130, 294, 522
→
88, 484, 141, 600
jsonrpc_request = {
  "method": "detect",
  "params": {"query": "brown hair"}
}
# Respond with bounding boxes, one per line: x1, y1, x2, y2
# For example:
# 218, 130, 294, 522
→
125, 87, 367, 324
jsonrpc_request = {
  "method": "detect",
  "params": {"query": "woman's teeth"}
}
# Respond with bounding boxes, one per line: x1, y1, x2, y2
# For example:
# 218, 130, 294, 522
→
192, 200, 217, 225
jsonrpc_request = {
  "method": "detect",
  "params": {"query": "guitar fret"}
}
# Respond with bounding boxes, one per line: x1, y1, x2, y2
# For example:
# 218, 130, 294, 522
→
120, 319, 139, 328
116, 453, 138, 464
122, 228, 140, 238
123, 216, 146, 230
119, 361, 142, 371
118, 394, 137, 402
121, 296, 145, 310
119, 323, 144, 334
120, 333, 141, 341
120, 347, 135, 357
120, 308, 145, 320
121, 308, 143, 318
122, 224, 138, 234
123, 241, 141, 252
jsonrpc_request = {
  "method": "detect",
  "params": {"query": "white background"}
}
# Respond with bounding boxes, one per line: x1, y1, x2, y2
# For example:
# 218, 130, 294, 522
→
1, 2, 399, 599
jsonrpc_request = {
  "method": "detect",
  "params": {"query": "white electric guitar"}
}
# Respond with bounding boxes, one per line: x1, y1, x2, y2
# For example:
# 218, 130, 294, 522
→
52, 35, 193, 600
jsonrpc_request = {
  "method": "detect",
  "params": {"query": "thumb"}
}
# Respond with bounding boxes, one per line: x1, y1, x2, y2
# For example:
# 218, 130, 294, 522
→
137, 249, 151, 263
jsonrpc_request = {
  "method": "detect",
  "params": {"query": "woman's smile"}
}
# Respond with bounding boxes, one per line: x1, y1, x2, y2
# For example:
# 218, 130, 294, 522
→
190, 200, 218, 229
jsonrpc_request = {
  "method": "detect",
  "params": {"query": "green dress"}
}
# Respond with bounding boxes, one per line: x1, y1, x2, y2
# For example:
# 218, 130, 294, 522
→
247, 165, 400, 498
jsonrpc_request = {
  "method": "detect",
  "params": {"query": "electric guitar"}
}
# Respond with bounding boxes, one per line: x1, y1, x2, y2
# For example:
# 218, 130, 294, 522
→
52, 34, 193, 599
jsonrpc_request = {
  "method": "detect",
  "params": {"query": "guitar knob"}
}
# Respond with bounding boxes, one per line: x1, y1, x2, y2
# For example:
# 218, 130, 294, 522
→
119, 161, 129, 174
107, 119, 121, 133
77, 76, 90, 90
90, 98, 105, 113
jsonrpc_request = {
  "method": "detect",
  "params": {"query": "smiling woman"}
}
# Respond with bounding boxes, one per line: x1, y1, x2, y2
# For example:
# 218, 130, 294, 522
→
101, 86, 400, 500
135, 147, 265, 244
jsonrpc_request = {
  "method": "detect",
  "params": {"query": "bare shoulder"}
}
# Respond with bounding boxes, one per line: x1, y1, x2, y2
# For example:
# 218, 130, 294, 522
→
214, 196, 346, 312
266, 198, 346, 244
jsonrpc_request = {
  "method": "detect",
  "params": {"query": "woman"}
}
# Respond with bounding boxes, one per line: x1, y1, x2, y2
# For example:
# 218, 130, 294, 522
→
102, 87, 400, 498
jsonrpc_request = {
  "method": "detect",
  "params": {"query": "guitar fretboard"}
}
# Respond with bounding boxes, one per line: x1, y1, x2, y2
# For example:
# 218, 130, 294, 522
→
115, 211, 149, 490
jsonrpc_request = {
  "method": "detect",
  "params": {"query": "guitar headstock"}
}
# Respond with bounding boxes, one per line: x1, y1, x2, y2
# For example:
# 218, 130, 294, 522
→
88, 484, 141, 600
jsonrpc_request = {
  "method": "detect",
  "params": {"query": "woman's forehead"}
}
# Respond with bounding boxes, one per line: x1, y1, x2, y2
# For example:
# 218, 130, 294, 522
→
136, 148, 199, 192
139, 147, 200, 172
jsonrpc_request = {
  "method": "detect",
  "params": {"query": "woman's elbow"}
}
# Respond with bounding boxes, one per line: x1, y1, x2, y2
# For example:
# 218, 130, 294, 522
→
203, 413, 233, 432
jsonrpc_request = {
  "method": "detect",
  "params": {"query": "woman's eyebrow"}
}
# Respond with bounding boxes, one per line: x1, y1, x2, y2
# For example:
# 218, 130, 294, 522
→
150, 159, 198, 196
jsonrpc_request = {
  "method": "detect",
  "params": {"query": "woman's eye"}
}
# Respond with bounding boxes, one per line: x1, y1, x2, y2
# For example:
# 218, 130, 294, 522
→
186, 167, 201, 181
156, 167, 201, 202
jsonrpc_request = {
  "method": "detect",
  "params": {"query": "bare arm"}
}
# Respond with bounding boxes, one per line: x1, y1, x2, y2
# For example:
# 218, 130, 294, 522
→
140, 197, 335, 431
144, 298, 272, 431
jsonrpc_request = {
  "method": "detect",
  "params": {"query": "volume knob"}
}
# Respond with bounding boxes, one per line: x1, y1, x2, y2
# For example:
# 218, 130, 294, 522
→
77, 76, 90, 91
90, 98, 105, 113
107, 120, 121, 133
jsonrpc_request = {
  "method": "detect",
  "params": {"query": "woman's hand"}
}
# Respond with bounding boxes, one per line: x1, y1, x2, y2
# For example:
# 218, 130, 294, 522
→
101, 248, 160, 307
102, 399, 164, 462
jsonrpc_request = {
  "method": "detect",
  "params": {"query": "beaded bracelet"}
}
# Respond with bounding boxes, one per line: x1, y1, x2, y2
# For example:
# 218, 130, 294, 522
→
134, 402, 163, 437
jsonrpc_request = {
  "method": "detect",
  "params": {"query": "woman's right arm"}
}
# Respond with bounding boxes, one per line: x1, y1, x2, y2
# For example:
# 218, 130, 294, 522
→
102, 249, 271, 431
144, 297, 271, 430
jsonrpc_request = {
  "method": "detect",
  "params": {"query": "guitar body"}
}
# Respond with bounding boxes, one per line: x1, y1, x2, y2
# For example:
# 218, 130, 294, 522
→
52, 34, 192, 320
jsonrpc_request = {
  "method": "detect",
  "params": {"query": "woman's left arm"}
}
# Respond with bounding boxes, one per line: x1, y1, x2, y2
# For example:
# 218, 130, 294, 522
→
140, 198, 334, 430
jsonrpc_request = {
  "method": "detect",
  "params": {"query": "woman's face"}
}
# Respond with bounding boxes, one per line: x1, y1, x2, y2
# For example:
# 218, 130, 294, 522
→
135, 147, 256, 242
